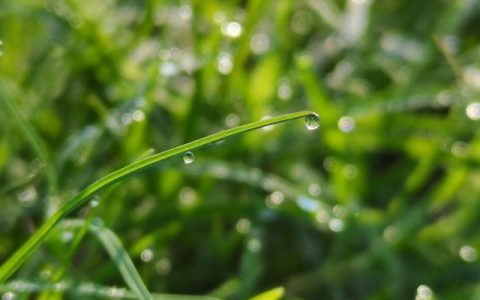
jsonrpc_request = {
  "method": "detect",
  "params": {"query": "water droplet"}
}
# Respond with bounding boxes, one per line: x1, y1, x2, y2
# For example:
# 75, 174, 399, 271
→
308, 183, 321, 196
2, 292, 15, 300
217, 52, 233, 75
221, 22, 242, 38
416, 285, 433, 300
155, 258, 171, 275
466, 102, 480, 120
277, 78, 292, 100
235, 218, 251, 234
225, 113, 240, 128
451, 141, 469, 158
459, 245, 477, 262
90, 195, 100, 207
0, 40, 3, 57
132, 110, 145, 122
140, 248, 154, 262
315, 209, 330, 224
16, 186, 37, 206
108, 287, 126, 298
247, 238, 262, 252
183, 151, 194, 164
250, 33, 270, 54
61, 231, 73, 242
338, 116, 355, 132
266, 191, 284, 208
383, 226, 401, 244
304, 113, 319, 130
179, 186, 197, 207
328, 218, 344, 232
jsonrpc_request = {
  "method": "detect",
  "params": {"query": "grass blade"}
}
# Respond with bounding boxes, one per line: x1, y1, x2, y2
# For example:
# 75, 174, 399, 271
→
0, 111, 313, 283
61, 219, 152, 300
0, 280, 221, 300
0, 80, 58, 195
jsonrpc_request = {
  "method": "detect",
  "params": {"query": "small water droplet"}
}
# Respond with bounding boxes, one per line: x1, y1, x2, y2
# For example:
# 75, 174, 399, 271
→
0, 40, 3, 57
304, 113, 319, 130
247, 238, 262, 252
183, 151, 194, 164
328, 218, 344, 232
235, 218, 251, 234
155, 258, 171, 275
90, 195, 100, 207
140, 248, 154, 262
459, 245, 477, 262
338, 116, 355, 132
383, 226, 401, 244
265, 191, 284, 208
416, 285, 433, 300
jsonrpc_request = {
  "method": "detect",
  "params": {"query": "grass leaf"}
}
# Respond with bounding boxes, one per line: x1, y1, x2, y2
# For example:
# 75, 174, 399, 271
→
0, 111, 313, 283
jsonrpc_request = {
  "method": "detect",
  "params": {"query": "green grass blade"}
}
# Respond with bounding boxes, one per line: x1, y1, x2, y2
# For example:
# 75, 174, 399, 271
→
0, 80, 58, 195
0, 280, 221, 300
61, 219, 152, 300
0, 110, 313, 283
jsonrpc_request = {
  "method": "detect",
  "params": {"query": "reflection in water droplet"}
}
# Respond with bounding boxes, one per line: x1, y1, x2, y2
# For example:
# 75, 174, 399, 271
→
338, 116, 355, 132
183, 151, 194, 164
459, 245, 478, 262
155, 258, 171, 275
466, 102, 480, 120
140, 248, 154, 262
304, 113, 320, 130
235, 218, 251, 234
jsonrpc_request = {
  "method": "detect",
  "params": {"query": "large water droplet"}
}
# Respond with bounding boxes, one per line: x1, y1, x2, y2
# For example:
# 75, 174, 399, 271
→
2, 292, 15, 300
183, 151, 194, 164
304, 113, 319, 130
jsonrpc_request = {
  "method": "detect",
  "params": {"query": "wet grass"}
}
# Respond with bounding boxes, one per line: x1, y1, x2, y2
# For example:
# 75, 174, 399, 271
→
1, 0, 480, 299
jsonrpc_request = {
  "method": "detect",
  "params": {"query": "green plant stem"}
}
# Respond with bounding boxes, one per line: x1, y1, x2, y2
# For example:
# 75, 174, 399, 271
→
0, 110, 313, 283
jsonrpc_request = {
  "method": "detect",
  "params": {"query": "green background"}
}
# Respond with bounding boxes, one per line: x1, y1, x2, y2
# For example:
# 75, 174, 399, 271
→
1, 0, 480, 299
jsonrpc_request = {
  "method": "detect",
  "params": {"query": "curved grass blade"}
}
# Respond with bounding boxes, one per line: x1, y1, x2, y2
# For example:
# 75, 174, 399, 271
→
61, 219, 151, 300
0, 280, 221, 300
0, 111, 313, 283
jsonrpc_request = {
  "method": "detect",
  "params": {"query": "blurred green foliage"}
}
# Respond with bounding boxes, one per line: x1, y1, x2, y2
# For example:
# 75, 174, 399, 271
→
1, 0, 480, 299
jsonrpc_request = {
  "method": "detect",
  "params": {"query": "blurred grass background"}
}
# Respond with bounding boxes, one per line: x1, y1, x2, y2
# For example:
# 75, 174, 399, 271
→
1, 0, 480, 299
